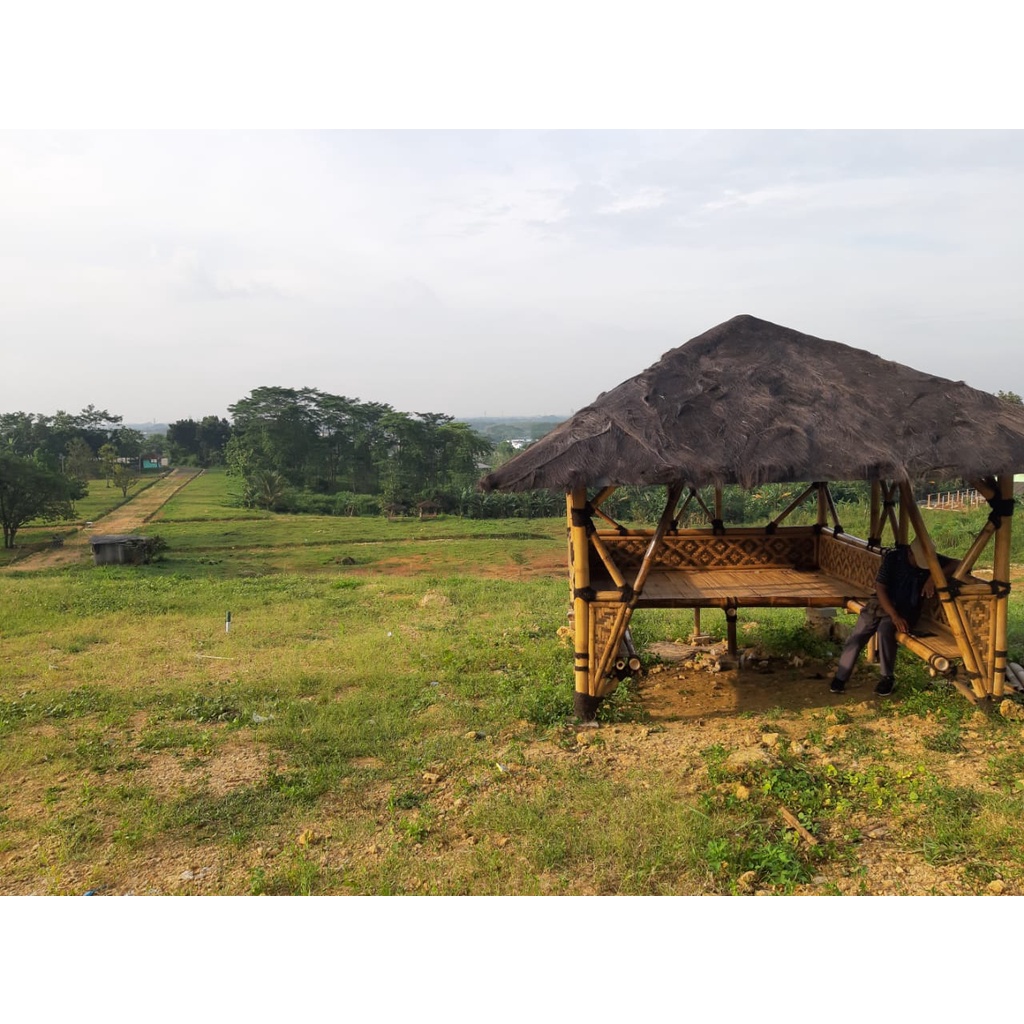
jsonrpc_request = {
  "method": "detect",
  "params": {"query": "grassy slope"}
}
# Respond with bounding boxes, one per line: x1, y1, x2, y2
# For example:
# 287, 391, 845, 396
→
1, 469, 1023, 895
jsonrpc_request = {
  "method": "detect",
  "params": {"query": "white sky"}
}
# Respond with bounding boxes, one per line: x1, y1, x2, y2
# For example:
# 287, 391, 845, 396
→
1, 7, 1022, 426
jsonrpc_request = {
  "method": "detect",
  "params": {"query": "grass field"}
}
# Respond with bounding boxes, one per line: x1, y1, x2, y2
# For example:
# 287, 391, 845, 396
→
2, 469, 1024, 895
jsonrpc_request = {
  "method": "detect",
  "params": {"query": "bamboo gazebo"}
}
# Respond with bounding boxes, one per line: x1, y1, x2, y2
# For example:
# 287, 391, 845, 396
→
480, 315, 1024, 720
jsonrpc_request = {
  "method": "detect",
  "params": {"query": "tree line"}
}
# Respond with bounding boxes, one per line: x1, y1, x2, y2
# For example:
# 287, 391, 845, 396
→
3, 388, 1020, 546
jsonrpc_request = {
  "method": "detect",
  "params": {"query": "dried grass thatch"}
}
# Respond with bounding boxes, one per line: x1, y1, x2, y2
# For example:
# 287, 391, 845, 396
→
481, 315, 1024, 493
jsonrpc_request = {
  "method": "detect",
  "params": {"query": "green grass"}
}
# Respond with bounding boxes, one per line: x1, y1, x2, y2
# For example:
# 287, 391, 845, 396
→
2, 469, 1024, 894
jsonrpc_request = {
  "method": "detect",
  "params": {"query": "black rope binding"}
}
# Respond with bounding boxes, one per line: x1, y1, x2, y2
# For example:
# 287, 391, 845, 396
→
764, 522, 777, 535
987, 496, 1016, 527
618, 585, 635, 603
573, 586, 596, 602
711, 519, 725, 535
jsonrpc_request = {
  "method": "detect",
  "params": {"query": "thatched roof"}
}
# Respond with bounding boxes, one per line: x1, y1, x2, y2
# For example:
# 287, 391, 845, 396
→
480, 315, 1024, 493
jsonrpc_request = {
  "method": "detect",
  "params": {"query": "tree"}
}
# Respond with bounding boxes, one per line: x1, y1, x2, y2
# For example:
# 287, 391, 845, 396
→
997, 390, 1023, 405
111, 462, 140, 498
0, 452, 85, 548
98, 443, 119, 487
64, 437, 96, 482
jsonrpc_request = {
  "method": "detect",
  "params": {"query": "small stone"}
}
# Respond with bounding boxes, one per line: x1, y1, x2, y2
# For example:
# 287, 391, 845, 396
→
725, 747, 769, 770
761, 732, 779, 747
987, 879, 1006, 895
422, 772, 440, 784
179, 869, 195, 881
735, 784, 751, 801
789, 740, 805, 756
464, 730, 486, 741
737, 870, 758, 893
999, 700, 1024, 721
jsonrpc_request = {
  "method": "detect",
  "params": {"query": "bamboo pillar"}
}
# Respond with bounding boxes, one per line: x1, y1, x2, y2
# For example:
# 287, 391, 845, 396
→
816, 482, 827, 527
714, 487, 723, 525
897, 486, 910, 545
567, 488, 596, 718
899, 482, 987, 698
991, 474, 1014, 698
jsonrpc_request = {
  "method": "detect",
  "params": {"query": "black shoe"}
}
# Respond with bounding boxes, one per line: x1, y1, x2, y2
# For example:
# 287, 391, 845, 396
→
830, 677, 846, 694
875, 676, 895, 696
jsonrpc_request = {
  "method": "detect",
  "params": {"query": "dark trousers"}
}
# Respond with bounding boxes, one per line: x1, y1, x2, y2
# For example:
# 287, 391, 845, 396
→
835, 604, 898, 682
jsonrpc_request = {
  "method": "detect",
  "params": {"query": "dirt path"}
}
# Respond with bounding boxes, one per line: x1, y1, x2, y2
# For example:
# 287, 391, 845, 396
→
4, 468, 203, 572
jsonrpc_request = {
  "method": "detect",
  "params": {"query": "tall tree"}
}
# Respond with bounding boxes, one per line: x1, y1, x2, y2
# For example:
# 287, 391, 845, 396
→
0, 452, 85, 548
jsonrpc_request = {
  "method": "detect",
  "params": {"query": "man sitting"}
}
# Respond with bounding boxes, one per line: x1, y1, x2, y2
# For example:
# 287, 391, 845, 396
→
830, 537, 957, 697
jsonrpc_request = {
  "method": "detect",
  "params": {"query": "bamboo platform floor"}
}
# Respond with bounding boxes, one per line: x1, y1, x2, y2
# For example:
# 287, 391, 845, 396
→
630, 567, 871, 609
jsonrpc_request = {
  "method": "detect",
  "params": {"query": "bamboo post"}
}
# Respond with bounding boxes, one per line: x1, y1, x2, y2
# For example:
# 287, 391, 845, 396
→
714, 487, 722, 524
991, 474, 1014, 698
897, 485, 909, 545
567, 488, 596, 718
899, 482, 987, 698
816, 482, 827, 527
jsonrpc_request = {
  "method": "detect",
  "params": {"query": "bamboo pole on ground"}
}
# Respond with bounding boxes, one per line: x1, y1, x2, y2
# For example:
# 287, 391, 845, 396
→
990, 474, 1014, 698
899, 482, 987, 698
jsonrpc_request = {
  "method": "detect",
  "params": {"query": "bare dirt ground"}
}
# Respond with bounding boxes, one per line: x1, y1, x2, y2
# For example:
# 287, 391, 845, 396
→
4, 468, 202, 572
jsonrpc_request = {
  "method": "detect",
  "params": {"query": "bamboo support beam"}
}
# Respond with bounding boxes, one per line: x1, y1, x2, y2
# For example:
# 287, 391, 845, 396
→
822, 484, 843, 531
632, 483, 685, 599
590, 486, 617, 510
953, 521, 997, 581
991, 474, 1014, 698
589, 530, 627, 590
881, 482, 900, 543
869, 481, 881, 545
899, 482, 987, 698
593, 605, 631, 697
714, 487, 722, 524
591, 505, 626, 531
816, 482, 827, 527
769, 483, 818, 528
897, 485, 909, 546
